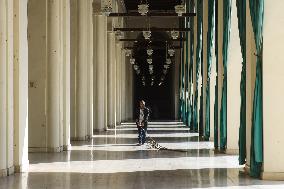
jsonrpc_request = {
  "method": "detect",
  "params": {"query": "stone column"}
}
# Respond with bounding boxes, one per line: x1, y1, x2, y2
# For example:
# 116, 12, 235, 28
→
13, 0, 29, 172
61, 0, 71, 150
46, 0, 63, 152
86, 0, 94, 138
227, 0, 242, 153
262, 0, 284, 180
217, 0, 224, 148
75, 0, 88, 140
121, 49, 126, 122
115, 43, 122, 125
245, 1, 256, 171
202, 0, 208, 136
192, 0, 199, 132
107, 32, 117, 127
93, 15, 107, 131
0, 0, 14, 177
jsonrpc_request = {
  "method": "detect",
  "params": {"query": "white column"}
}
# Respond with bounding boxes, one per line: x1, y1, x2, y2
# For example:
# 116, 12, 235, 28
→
93, 15, 107, 131
245, 1, 256, 171
121, 49, 126, 122
0, 0, 14, 177
107, 33, 117, 127
262, 0, 284, 180
227, 0, 242, 153
61, 0, 71, 150
202, 0, 208, 136
86, 0, 94, 138
217, 0, 224, 148
46, 0, 63, 152
75, 0, 88, 140
116, 43, 122, 124
192, 0, 198, 131
13, 0, 29, 172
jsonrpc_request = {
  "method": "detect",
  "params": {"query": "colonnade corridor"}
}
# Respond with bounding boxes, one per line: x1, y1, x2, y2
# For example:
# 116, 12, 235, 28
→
0, 121, 283, 189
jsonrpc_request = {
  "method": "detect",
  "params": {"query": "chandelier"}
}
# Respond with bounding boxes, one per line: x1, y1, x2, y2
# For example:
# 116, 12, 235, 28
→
149, 65, 154, 71
164, 65, 170, 69
143, 31, 151, 40
130, 58, 135, 64
168, 48, 175, 57
175, 5, 186, 16
171, 31, 179, 40
147, 58, 152, 64
163, 69, 168, 74
115, 30, 124, 39
125, 49, 132, 57
147, 48, 153, 56
166, 58, 172, 64
101, 0, 113, 16
138, 4, 149, 16
136, 70, 141, 75
133, 64, 139, 70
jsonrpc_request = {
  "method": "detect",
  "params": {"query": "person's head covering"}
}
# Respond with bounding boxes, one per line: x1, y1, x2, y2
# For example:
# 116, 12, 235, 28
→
140, 100, 145, 105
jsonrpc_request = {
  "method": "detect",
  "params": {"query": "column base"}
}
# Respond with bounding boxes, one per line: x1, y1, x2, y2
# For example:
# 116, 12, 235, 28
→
225, 149, 239, 155
0, 166, 14, 177
63, 144, 72, 151
261, 172, 284, 181
93, 128, 106, 133
29, 146, 64, 153
71, 135, 91, 141
107, 124, 115, 129
14, 160, 29, 173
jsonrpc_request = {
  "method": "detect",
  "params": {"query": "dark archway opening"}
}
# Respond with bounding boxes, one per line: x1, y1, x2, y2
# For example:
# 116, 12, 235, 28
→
133, 31, 175, 120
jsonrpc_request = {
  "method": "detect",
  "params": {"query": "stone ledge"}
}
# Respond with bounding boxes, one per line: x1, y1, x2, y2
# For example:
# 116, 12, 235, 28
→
29, 146, 64, 153
14, 161, 29, 173
0, 166, 14, 177
63, 144, 72, 151
261, 172, 284, 181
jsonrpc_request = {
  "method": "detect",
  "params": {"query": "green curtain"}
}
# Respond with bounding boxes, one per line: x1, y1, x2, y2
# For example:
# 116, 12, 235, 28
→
220, 0, 232, 150
214, 0, 218, 148
193, 0, 203, 132
204, 0, 215, 141
188, 0, 194, 130
249, 0, 264, 178
236, 0, 246, 165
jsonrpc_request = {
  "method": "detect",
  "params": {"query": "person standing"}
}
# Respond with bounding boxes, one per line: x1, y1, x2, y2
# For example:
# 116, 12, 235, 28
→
136, 100, 150, 145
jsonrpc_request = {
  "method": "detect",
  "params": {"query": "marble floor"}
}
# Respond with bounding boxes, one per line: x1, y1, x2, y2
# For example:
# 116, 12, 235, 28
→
1, 121, 284, 189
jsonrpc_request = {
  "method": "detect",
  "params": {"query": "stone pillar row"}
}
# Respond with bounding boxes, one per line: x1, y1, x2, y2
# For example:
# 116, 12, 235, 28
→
0, 0, 29, 176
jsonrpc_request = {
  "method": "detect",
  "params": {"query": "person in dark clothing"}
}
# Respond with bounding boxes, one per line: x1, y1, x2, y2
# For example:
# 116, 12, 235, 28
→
135, 100, 150, 145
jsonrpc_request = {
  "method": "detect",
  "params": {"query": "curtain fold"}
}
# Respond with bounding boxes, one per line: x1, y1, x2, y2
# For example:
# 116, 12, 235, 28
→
220, 0, 232, 150
193, 0, 203, 132
249, 0, 264, 178
205, 0, 215, 141
236, 0, 246, 165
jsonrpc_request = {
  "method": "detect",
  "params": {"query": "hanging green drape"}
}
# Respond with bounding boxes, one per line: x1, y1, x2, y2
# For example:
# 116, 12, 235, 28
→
188, 0, 194, 130
214, 0, 218, 148
193, 0, 203, 132
220, 0, 232, 150
204, 0, 215, 141
236, 0, 246, 165
249, 0, 264, 178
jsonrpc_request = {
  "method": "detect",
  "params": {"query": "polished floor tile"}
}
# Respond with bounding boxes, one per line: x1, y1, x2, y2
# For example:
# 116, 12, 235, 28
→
1, 122, 284, 189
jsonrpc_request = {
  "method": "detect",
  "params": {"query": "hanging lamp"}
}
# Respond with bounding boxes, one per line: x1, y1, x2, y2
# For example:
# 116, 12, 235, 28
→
101, 0, 113, 16
175, 4, 185, 16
